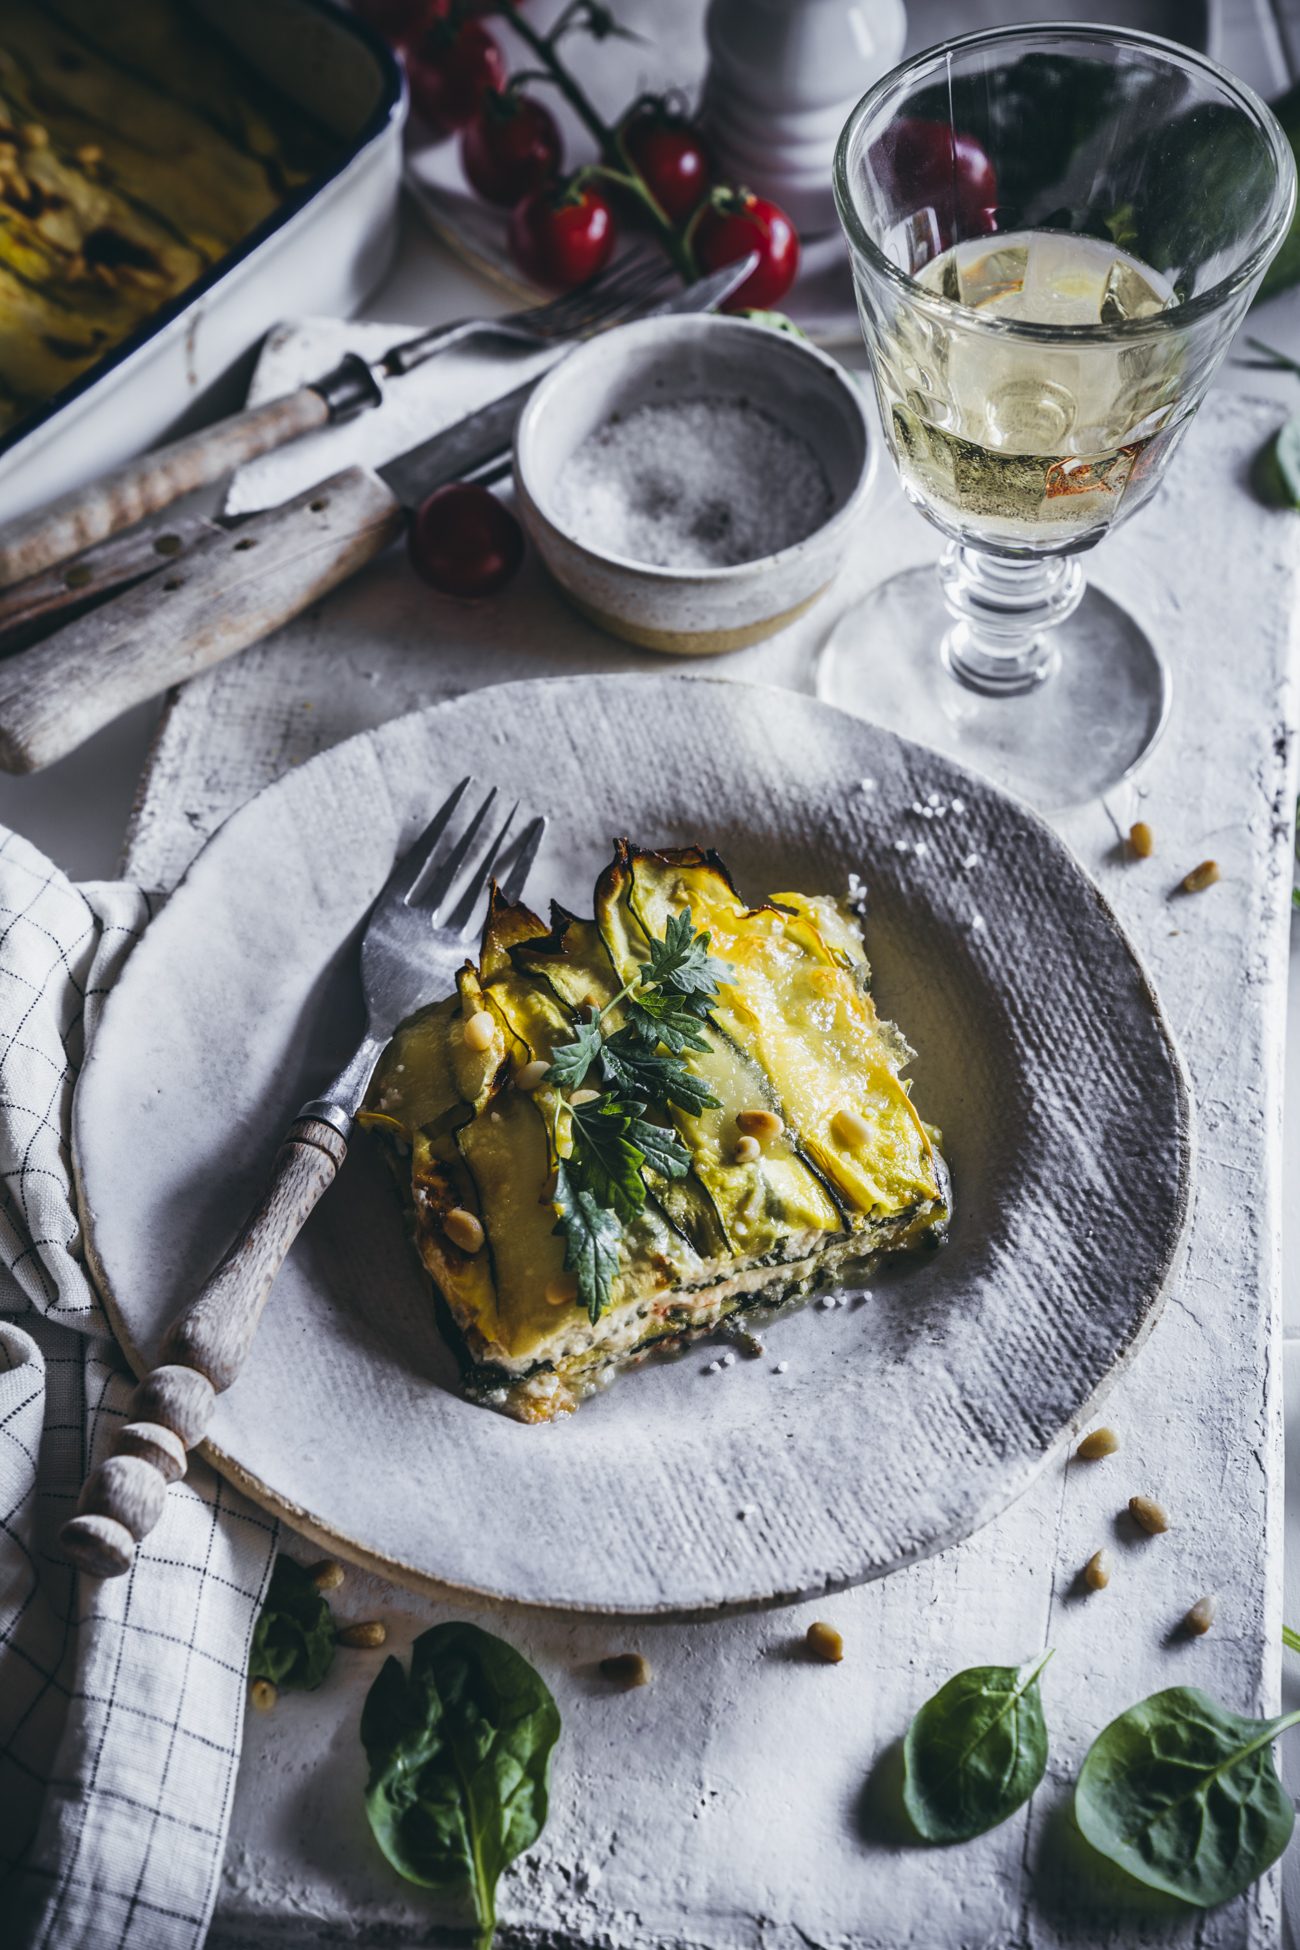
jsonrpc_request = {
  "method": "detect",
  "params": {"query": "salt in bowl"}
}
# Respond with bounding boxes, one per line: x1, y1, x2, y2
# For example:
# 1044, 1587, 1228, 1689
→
512, 314, 875, 654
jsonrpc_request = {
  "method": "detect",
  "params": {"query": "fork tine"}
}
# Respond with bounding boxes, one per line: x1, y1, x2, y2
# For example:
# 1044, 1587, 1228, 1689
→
410, 784, 499, 913
445, 798, 519, 935
378, 776, 471, 909
496, 814, 547, 907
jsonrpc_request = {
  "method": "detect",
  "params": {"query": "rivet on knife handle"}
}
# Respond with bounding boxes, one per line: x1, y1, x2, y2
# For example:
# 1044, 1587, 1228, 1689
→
60, 1114, 349, 1579
0, 387, 331, 591
0, 464, 403, 774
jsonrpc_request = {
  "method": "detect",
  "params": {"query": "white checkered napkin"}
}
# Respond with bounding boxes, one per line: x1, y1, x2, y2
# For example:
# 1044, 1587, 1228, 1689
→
0, 830, 278, 1949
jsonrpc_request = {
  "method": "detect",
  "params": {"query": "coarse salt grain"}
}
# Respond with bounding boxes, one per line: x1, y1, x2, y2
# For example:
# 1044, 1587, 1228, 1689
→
721, 1350, 736, 1367
774, 1360, 789, 1374
554, 396, 833, 570
962, 852, 979, 870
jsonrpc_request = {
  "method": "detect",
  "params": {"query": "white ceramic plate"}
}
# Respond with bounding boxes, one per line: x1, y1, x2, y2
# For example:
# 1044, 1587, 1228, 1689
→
75, 677, 1191, 1614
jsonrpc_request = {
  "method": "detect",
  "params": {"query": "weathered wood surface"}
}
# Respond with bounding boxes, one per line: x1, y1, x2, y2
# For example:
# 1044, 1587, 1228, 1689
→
116, 326, 1300, 1942
0, 386, 328, 591
0, 465, 403, 775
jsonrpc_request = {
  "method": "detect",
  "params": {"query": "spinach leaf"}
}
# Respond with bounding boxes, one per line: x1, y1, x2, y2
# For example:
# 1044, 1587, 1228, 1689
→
902, 1651, 1052, 1843
361, 1622, 560, 1950
1075, 1686, 1300, 1908
248, 1554, 335, 1691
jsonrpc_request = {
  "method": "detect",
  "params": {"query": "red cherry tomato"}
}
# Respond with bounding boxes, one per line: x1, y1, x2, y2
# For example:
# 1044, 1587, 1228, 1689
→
692, 192, 799, 312
405, 19, 505, 139
880, 119, 998, 237
509, 184, 616, 289
621, 110, 710, 224
408, 484, 524, 599
462, 94, 563, 207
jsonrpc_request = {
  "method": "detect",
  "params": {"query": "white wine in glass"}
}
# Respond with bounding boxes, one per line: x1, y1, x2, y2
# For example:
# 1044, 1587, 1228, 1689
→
821, 26, 1297, 811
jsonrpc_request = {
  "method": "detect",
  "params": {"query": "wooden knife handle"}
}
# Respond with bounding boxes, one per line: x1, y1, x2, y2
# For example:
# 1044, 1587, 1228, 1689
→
0, 386, 329, 590
0, 464, 404, 774
61, 1116, 349, 1579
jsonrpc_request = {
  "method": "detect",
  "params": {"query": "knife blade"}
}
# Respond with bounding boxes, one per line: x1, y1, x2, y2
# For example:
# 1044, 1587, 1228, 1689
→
0, 257, 759, 775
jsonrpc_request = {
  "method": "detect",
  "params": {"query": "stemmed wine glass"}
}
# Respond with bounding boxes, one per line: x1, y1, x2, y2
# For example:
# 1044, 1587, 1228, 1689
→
818, 26, 1296, 810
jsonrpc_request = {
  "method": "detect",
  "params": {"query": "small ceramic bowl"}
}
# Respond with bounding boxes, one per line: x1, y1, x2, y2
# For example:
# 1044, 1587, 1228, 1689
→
512, 314, 875, 654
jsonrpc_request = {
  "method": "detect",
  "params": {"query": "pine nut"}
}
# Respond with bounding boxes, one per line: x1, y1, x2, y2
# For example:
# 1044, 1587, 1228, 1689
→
1128, 821, 1154, 859
600, 1652, 650, 1687
570, 1088, 601, 1106
734, 1135, 761, 1164
250, 1678, 277, 1711
444, 1207, 485, 1254
736, 1109, 782, 1141
75, 143, 102, 166
515, 1059, 549, 1091
1181, 859, 1220, 894
1184, 1594, 1216, 1636
462, 1009, 495, 1052
310, 1558, 345, 1592
545, 1275, 579, 1307
1077, 1426, 1119, 1461
1128, 1494, 1169, 1535
1083, 1548, 1112, 1591
20, 123, 48, 149
805, 1620, 844, 1663
338, 1620, 387, 1649
832, 1108, 871, 1149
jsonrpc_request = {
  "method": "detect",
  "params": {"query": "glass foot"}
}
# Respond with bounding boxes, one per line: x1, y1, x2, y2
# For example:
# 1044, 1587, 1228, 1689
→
815, 564, 1171, 813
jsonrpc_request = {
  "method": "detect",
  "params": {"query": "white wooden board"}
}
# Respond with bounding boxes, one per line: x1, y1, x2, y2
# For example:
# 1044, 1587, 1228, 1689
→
112, 367, 1300, 1942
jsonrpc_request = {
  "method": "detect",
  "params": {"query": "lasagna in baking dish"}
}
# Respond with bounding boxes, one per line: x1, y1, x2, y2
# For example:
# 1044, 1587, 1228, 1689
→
363, 844, 949, 1421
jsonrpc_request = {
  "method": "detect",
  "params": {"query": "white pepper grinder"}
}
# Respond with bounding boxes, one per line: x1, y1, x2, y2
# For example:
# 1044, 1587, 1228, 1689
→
701, 0, 907, 235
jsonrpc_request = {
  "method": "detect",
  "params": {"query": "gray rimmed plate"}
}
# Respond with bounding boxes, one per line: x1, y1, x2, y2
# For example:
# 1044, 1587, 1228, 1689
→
73, 676, 1192, 1615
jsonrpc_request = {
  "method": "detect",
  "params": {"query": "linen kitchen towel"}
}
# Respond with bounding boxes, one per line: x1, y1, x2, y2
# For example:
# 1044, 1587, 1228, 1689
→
0, 826, 276, 1950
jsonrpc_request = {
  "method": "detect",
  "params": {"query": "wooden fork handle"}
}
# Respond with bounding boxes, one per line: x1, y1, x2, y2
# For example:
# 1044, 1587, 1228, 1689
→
0, 386, 330, 590
61, 1115, 349, 1579
0, 464, 404, 775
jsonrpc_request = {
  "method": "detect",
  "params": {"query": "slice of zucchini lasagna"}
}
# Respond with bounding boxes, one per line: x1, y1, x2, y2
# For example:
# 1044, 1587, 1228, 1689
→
362, 844, 948, 1421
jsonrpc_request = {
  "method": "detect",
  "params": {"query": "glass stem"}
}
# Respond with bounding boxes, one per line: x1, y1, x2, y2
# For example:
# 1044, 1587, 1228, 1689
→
938, 544, 1085, 695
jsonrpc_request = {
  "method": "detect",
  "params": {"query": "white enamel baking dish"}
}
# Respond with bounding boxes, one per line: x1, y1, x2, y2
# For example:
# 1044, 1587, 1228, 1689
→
0, 0, 406, 526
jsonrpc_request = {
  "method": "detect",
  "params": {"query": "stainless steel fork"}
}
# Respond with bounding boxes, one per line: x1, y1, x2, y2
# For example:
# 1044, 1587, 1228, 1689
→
61, 778, 546, 1578
381, 246, 676, 374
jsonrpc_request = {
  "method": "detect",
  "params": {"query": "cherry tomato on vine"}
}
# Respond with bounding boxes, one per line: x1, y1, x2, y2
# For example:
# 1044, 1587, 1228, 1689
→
509, 183, 616, 289
692, 191, 799, 311
879, 119, 998, 238
621, 108, 710, 224
462, 93, 563, 207
405, 18, 505, 139
408, 484, 524, 599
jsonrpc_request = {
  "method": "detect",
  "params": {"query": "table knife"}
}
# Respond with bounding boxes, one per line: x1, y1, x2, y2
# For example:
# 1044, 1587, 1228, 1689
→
0, 260, 752, 775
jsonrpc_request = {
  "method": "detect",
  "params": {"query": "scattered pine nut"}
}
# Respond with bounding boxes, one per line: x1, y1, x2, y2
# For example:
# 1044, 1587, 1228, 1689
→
600, 1652, 651, 1688
19, 123, 48, 149
515, 1058, 549, 1091
1083, 1548, 1112, 1591
462, 1009, 495, 1052
338, 1620, 387, 1649
250, 1678, 277, 1711
1128, 1494, 1169, 1535
1077, 1426, 1119, 1461
444, 1207, 485, 1254
1128, 821, 1154, 859
831, 1108, 872, 1149
310, 1558, 345, 1592
736, 1109, 783, 1141
1180, 859, 1220, 894
545, 1275, 579, 1307
805, 1620, 844, 1663
75, 143, 102, 166
734, 1134, 761, 1164
1184, 1595, 1216, 1636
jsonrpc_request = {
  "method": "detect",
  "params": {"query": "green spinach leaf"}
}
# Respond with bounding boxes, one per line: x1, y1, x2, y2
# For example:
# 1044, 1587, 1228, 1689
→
248, 1555, 335, 1691
903, 1651, 1052, 1843
361, 1622, 560, 1950
1075, 1686, 1300, 1908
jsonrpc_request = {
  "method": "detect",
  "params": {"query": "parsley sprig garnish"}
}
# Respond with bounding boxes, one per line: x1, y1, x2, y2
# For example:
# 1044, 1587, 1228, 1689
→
546, 907, 725, 1322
